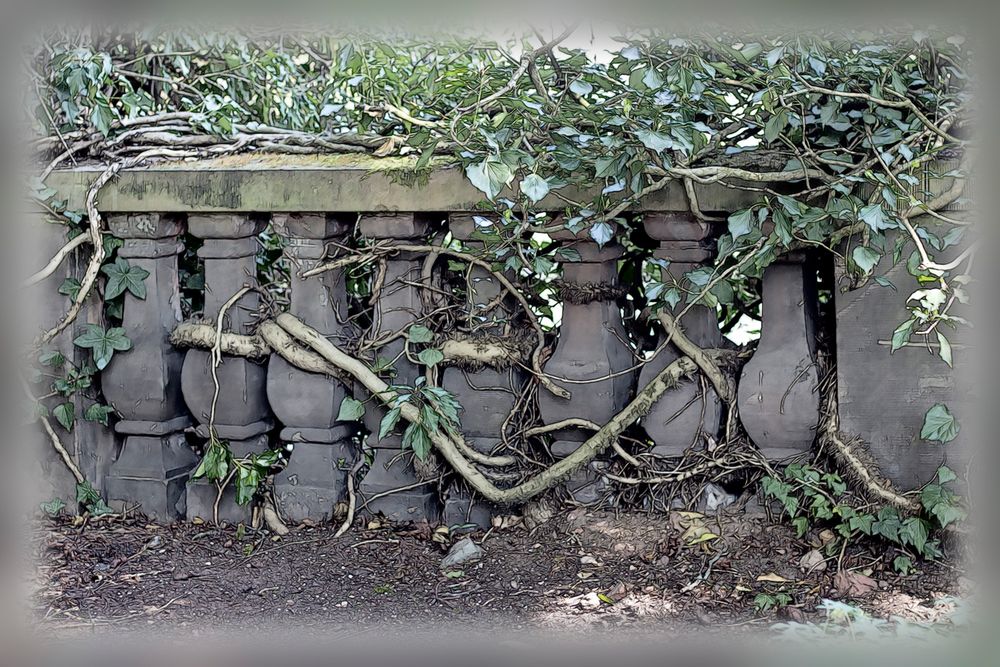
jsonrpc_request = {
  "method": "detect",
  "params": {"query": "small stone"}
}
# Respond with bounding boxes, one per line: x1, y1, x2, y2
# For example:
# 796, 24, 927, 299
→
701, 483, 737, 512
440, 537, 483, 569
798, 549, 827, 574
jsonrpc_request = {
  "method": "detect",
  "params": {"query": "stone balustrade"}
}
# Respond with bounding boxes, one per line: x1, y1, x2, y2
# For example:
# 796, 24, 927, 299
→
31, 157, 972, 523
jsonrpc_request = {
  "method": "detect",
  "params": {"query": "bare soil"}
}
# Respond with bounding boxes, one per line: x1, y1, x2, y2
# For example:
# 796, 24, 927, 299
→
26, 504, 967, 640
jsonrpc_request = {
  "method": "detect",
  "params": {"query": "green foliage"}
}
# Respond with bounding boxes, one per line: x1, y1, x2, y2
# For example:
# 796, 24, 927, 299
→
376, 380, 463, 462
762, 463, 964, 570
101, 257, 150, 300
920, 403, 960, 443
73, 324, 131, 370
76, 480, 114, 516
754, 592, 793, 613
40, 498, 66, 516
336, 397, 366, 422
193, 436, 281, 506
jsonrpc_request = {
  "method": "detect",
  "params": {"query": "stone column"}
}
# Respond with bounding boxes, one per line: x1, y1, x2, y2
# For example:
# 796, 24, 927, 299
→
268, 213, 357, 522
103, 214, 197, 520
441, 213, 526, 527
637, 213, 723, 456
737, 253, 820, 459
181, 214, 273, 522
536, 229, 635, 503
357, 214, 439, 522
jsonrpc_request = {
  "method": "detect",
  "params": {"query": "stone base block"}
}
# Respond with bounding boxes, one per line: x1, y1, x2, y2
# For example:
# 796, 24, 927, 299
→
362, 486, 439, 523
274, 441, 355, 523
358, 448, 440, 523
185, 479, 254, 525
563, 462, 612, 506
106, 434, 199, 521
185, 435, 269, 524
442, 490, 495, 530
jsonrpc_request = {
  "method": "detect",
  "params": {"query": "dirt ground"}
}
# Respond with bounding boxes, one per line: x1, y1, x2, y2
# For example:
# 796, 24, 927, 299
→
25, 503, 969, 640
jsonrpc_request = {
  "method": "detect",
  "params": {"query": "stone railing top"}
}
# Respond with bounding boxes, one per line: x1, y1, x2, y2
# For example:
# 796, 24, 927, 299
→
43, 153, 969, 216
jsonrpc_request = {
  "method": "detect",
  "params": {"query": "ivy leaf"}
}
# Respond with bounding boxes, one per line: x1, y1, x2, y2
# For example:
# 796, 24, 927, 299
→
407, 325, 434, 344
634, 129, 673, 153
589, 221, 614, 247
727, 208, 754, 240
101, 257, 150, 300
920, 403, 960, 443
336, 397, 366, 421
58, 277, 82, 300
378, 406, 402, 440
53, 402, 75, 431
73, 324, 131, 370
403, 422, 432, 460
418, 348, 444, 367
763, 110, 788, 144
83, 403, 115, 426
936, 465, 957, 485
465, 157, 513, 200
858, 204, 893, 233
519, 174, 550, 203
900, 517, 929, 554
890, 318, 915, 352
936, 331, 953, 367
852, 246, 881, 274
38, 350, 65, 367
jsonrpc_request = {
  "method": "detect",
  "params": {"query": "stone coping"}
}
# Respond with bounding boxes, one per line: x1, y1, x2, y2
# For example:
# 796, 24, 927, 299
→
43, 153, 969, 215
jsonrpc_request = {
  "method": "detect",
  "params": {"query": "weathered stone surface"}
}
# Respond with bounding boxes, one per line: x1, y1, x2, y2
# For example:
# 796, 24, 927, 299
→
105, 434, 199, 519
637, 214, 723, 457
274, 442, 355, 523
25, 215, 87, 507
357, 214, 439, 522
738, 256, 821, 459
185, 437, 264, 524
439, 213, 528, 525
268, 213, 358, 521
103, 214, 196, 520
834, 227, 974, 489
537, 235, 635, 502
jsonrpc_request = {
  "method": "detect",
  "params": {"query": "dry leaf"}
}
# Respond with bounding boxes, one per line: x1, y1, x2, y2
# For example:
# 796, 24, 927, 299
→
833, 570, 878, 597
757, 572, 790, 583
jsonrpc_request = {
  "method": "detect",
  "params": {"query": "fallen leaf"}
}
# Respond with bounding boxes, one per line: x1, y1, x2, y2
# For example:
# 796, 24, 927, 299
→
757, 573, 790, 583
833, 570, 878, 598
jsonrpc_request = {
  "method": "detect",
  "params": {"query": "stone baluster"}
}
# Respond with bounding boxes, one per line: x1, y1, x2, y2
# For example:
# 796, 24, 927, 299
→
357, 214, 439, 522
181, 214, 274, 522
737, 252, 821, 458
267, 213, 357, 522
637, 213, 723, 456
441, 213, 526, 527
102, 214, 197, 520
536, 229, 635, 503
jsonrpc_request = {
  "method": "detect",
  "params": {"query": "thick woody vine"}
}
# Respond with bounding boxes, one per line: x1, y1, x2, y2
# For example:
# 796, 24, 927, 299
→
25, 27, 971, 566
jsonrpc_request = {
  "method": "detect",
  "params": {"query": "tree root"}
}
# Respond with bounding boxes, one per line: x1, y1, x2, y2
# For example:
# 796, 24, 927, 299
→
820, 388, 919, 512
275, 312, 709, 504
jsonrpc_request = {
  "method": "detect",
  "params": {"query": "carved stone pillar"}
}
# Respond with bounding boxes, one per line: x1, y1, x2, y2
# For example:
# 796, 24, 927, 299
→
637, 213, 723, 456
441, 213, 526, 528
103, 214, 197, 520
536, 230, 635, 503
357, 214, 439, 522
737, 253, 820, 458
268, 213, 357, 522
181, 214, 273, 522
